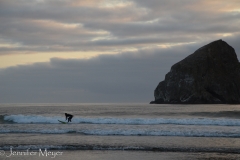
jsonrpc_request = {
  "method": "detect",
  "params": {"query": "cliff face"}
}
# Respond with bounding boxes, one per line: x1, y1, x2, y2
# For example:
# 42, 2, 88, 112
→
151, 40, 240, 104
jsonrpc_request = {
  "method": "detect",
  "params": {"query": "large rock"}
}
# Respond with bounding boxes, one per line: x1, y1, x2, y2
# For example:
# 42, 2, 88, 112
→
150, 40, 240, 104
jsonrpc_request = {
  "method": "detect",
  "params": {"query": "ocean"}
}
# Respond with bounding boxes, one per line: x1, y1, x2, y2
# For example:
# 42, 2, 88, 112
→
1, 103, 240, 160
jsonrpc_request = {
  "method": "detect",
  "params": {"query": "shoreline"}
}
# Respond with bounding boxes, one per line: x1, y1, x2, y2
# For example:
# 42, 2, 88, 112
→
1, 145, 240, 153
0, 150, 240, 160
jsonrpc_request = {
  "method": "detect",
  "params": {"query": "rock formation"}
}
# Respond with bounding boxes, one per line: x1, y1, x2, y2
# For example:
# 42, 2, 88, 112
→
150, 40, 240, 104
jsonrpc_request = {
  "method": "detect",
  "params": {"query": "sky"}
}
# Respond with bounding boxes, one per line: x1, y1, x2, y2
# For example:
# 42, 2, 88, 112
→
0, 0, 240, 103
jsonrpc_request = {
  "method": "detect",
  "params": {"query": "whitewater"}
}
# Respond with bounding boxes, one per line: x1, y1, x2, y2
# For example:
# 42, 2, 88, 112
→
5, 114, 240, 126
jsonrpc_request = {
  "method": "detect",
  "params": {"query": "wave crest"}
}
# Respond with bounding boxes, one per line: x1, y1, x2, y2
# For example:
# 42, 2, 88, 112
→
4, 114, 240, 126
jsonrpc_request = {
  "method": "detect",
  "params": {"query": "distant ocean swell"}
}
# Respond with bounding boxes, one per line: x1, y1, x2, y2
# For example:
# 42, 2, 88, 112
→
3, 114, 240, 126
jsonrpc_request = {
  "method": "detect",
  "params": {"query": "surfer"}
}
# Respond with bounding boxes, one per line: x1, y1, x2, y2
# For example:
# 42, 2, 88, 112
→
65, 113, 73, 122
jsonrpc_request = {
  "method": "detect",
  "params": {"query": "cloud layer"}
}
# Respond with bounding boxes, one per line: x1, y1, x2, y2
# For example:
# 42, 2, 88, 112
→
0, 47, 180, 103
1, 0, 240, 54
0, 0, 240, 103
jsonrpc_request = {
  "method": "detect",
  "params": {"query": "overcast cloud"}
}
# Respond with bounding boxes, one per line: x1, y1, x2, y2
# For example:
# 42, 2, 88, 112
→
0, 0, 240, 103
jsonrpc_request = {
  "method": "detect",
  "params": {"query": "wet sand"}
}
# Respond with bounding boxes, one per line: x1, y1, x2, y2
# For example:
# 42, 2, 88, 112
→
1, 150, 240, 160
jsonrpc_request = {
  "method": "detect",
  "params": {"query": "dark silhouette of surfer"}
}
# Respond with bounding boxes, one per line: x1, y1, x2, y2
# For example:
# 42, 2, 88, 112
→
65, 113, 73, 122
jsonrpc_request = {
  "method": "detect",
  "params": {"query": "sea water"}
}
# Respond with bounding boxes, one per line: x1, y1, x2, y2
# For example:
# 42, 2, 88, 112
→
1, 103, 240, 160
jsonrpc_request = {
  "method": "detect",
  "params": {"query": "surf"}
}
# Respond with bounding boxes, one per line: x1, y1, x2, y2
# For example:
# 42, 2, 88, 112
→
3, 114, 240, 126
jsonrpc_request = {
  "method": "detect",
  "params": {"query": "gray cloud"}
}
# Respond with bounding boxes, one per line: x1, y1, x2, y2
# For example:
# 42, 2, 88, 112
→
0, 44, 192, 103
1, 0, 240, 54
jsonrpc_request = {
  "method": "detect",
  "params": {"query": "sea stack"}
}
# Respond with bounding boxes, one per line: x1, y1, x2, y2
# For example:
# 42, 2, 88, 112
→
150, 40, 240, 104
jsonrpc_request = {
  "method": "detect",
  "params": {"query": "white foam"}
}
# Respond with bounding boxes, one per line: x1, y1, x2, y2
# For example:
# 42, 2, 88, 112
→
0, 145, 66, 150
0, 127, 240, 137
81, 129, 240, 137
4, 114, 240, 126
4, 115, 62, 124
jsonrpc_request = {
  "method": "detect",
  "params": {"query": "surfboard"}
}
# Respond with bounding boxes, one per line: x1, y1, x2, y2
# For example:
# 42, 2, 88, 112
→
58, 120, 68, 124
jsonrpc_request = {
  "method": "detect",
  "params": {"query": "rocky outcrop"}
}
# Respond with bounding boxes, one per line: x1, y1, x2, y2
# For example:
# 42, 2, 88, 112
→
150, 40, 240, 104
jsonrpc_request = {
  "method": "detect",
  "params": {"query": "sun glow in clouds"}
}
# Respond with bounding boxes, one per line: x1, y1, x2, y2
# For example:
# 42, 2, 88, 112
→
100, 0, 133, 8
0, 51, 116, 68
0, 0, 240, 69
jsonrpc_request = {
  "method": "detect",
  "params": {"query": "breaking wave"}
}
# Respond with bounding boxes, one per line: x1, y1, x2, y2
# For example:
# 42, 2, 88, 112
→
0, 127, 240, 137
3, 114, 240, 126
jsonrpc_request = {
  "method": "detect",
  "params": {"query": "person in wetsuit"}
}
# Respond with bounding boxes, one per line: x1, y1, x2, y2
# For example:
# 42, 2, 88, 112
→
65, 113, 73, 122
